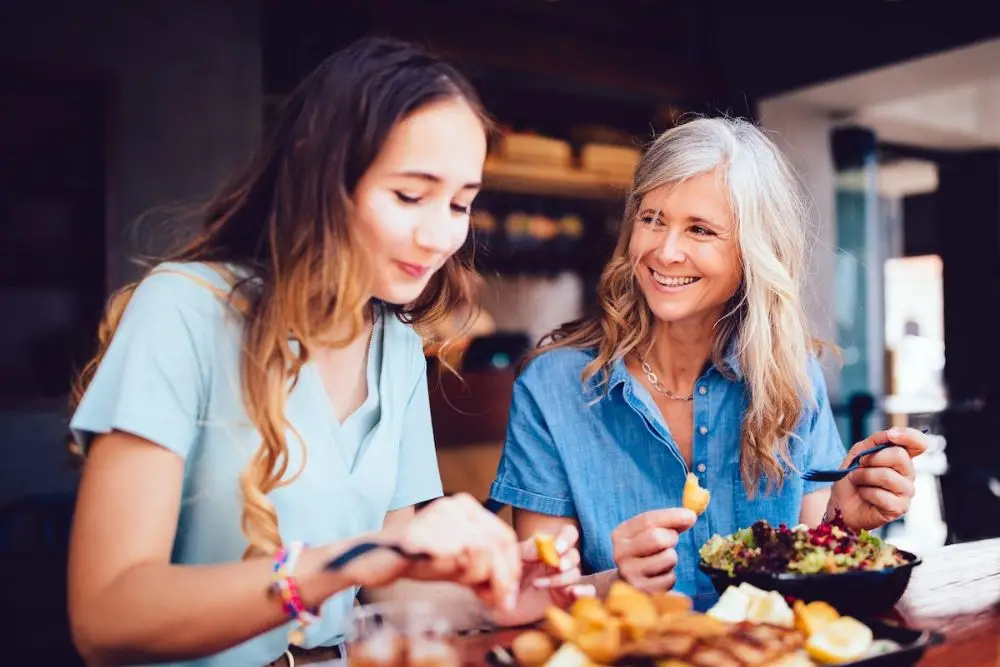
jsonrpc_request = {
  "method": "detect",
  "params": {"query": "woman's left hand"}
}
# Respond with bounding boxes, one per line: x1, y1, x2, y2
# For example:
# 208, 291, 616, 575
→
828, 427, 931, 531
487, 524, 595, 627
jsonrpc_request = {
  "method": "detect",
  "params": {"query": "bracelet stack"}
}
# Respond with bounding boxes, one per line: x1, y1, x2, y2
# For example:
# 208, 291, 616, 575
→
271, 541, 320, 646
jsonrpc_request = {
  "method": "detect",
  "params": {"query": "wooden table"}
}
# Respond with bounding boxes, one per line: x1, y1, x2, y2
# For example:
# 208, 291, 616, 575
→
455, 538, 1000, 666
894, 538, 999, 666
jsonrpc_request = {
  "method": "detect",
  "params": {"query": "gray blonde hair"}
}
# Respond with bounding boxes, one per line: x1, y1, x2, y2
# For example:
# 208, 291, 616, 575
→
534, 116, 819, 495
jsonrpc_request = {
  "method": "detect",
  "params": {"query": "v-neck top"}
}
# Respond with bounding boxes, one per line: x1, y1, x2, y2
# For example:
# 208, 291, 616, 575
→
336, 312, 383, 472
70, 262, 443, 667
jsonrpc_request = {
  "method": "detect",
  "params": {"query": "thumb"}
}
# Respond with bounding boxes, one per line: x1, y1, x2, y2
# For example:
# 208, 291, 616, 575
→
675, 508, 698, 531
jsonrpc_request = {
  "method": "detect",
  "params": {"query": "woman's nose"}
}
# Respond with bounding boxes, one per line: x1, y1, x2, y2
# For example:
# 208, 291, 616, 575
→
656, 228, 687, 263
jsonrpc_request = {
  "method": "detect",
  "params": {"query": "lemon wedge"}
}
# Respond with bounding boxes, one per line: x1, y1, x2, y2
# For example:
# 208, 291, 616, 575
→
805, 616, 874, 664
793, 599, 841, 636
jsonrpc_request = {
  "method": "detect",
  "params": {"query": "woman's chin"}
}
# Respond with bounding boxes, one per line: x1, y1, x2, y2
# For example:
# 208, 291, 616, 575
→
646, 302, 723, 328
373, 280, 432, 306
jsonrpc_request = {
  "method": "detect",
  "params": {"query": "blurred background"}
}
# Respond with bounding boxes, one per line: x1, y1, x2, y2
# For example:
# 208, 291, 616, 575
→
2, 0, 999, 660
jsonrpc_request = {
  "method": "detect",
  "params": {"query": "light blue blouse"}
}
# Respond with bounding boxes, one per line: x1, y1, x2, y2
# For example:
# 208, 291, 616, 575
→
70, 262, 443, 666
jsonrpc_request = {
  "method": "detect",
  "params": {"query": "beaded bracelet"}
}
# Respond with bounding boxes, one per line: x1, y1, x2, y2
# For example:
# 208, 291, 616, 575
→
271, 541, 319, 645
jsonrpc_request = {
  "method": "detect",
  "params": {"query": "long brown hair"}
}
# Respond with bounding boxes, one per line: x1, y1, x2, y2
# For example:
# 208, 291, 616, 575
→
71, 37, 487, 557
530, 118, 825, 496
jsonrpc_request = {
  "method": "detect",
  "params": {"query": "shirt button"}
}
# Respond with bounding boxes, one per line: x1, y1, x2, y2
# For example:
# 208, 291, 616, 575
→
697, 463, 707, 473
699, 425, 708, 435
698, 386, 708, 395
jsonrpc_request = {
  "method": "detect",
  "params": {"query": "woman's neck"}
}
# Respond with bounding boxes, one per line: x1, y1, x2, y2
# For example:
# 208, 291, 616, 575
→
643, 317, 716, 392
316, 298, 376, 350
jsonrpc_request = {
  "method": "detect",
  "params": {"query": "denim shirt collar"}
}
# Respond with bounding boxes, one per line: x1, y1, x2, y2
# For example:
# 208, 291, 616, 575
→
606, 338, 743, 392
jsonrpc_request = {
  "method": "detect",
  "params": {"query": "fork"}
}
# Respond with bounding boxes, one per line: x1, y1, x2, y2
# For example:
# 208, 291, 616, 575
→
801, 428, 929, 482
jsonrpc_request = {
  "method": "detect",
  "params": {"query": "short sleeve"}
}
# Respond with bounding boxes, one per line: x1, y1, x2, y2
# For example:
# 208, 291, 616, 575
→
489, 367, 575, 517
69, 272, 215, 459
389, 350, 444, 510
800, 356, 848, 495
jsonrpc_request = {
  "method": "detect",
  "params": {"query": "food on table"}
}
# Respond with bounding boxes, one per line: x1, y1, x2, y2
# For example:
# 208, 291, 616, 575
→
349, 627, 406, 667
707, 582, 794, 627
573, 621, 622, 664
499, 578, 891, 666
805, 617, 875, 665
683, 473, 711, 516
350, 625, 459, 667
510, 630, 556, 667
534, 532, 562, 568
533, 642, 588, 667
513, 581, 818, 666
569, 597, 613, 630
407, 636, 460, 667
604, 580, 658, 638
650, 589, 694, 615
698, 510, 907, 576
543, 607, 577, 643
793, 600, 840, 636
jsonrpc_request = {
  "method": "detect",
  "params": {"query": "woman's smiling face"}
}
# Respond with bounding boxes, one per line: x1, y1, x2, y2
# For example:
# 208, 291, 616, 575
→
629, 170, 742, 326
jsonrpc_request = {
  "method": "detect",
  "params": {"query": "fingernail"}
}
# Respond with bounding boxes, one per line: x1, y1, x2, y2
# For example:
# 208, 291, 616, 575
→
887, 427, 902, 438
559, 556, 574, 571
554, 537, 570, 553
573, 585, 596, 598
505, 589, 518, 611
533, 577, 552, 588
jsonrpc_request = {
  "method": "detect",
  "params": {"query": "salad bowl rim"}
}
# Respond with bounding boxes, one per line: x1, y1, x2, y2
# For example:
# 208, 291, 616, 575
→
697, 547, 922, 581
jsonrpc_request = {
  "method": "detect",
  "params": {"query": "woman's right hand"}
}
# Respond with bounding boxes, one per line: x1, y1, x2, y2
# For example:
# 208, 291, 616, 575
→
344, 494, 523, 611
611, 508, 696, 593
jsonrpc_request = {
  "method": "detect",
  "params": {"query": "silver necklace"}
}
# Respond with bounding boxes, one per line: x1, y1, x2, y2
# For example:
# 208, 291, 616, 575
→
638, 354, 694, 401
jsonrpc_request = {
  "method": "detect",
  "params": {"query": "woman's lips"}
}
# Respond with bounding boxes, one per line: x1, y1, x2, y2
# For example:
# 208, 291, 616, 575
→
396, 261, 431, 278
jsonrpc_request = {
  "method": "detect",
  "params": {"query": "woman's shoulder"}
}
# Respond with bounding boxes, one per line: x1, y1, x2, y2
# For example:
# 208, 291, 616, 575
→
518, 345, 600, 386
804, 349, 835, 397
138, 261, 245, 315
121, 261, 243, 325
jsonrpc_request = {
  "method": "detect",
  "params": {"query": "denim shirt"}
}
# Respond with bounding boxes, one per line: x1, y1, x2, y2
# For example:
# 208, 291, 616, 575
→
489, 346, 845, 603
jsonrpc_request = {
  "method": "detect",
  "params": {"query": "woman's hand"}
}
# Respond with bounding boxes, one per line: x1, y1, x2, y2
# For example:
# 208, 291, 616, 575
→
344, 494, 522, 611
828, 427, 930, 531
611, 508, 697, 593
488, 524, 594, 627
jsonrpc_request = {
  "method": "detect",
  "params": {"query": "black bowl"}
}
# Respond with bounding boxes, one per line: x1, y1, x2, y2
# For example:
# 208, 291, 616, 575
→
698, 549, 921, 618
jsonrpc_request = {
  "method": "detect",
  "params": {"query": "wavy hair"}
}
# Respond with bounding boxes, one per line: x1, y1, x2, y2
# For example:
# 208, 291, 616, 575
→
71, 37, 488, 556
534, 117, 822, 495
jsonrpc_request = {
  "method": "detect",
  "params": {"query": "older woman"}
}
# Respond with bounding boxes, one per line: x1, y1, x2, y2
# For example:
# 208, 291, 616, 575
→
489, 117, 928, 603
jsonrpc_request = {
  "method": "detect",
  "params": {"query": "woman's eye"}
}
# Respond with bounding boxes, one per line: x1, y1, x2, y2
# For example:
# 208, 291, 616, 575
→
639, 215, 662, 226
451, 203, 471, 215
394, 192, 421, 205
691, 225, 714, 236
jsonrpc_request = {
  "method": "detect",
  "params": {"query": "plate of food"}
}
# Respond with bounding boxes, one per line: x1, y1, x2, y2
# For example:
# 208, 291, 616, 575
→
697, 512, 920, 617
486, 581, 941, 667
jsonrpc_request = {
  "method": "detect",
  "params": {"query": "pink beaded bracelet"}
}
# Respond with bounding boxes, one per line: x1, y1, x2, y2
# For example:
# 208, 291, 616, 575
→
271, 541, 319, 645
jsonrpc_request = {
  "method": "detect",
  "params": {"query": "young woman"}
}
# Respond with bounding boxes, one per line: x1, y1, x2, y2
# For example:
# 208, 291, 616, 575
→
68, 37, 584, 667
489, 117, 929, 603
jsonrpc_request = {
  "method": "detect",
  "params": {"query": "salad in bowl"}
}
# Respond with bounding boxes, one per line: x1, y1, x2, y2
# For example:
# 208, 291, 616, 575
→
697, 511, 919, 617
699, 510, 906, 577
